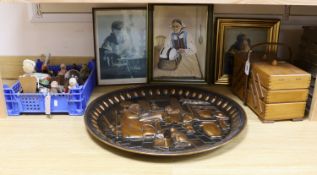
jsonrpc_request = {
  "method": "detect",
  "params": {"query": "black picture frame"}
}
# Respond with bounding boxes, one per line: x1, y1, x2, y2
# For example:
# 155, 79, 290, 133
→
147, 4, 214, 84
93, 7, 148, 85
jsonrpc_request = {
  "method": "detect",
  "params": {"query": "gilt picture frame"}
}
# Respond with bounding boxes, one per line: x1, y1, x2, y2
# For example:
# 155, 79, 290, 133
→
214, 18, 280, 85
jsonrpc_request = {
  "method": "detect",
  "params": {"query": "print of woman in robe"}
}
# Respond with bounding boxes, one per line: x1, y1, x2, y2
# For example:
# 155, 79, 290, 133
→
101, 21, 133, 68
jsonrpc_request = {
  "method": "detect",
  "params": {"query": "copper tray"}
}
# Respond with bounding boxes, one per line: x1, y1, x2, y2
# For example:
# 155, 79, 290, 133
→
84, 85, 246, 156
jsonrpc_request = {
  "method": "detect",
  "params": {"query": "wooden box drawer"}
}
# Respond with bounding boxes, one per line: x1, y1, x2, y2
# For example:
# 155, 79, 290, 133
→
252, 79, 309, 103
247, 91, 306, 121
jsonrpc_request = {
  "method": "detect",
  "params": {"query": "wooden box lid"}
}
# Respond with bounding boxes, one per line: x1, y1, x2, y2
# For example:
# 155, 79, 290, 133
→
252, 61, 311, 90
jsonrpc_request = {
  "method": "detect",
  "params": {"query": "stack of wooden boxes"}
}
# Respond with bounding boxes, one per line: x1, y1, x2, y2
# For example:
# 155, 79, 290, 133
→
232, 52, 311, 122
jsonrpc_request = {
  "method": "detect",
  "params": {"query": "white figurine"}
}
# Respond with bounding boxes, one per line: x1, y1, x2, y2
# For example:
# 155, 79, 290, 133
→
20, 59, 38, 92
21, 59, 50, 90
68, 77, 78, 90
22, 59, 36, 76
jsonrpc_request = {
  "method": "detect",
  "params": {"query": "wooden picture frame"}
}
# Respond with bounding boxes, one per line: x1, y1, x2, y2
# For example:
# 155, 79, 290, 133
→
214, 18, 280, 85
148, 4, 213, 84
93, 7, 147, 85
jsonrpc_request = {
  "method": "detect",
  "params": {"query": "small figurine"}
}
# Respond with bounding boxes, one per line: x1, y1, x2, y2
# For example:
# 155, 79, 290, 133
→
50, 81, 61, 93
79, 64, 90, 82
65, 69, 83, 85
41, 53, 54, 76
22, 59, 36, 76
56, 75, 65, 86
22, 59, 51, 91
38, 78, 50, 93
19, 60, 37, 92
41, 64, 53, 76
68, 77, 78, 90
58, 64, 67, 77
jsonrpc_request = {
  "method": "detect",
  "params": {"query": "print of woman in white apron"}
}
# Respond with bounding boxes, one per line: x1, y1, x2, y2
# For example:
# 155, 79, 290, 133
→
164, 19, 197, 56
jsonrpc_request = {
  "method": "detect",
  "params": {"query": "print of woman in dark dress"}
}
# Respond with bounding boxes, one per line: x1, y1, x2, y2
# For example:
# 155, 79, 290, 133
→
224, 33, 251, 75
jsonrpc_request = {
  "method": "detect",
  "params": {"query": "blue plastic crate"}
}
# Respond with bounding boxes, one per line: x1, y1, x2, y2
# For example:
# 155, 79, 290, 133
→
3, 60, 96, 116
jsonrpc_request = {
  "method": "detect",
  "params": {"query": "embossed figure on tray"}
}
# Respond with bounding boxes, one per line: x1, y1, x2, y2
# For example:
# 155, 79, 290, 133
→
85, 86, 247, 156
101, 96, 231, 151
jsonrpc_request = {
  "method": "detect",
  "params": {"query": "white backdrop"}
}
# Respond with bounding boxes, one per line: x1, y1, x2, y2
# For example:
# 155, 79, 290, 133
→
0, 3, 94, 57
0, 3, 316, 60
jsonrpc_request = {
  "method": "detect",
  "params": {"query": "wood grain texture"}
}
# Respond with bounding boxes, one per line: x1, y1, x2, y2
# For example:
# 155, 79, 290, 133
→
0, 71, 7, 118
261, 85, 309, 103
247, 90, 306, 121
263, 102, 306, 120
248, 77, 309, 103
252, 62, 311, 90
0, 86, 317, 175
0, 56, 93, 79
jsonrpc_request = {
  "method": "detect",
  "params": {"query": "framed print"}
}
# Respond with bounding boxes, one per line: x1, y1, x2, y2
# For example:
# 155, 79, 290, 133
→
93, 8, 147, 85
214, 18, 280, 85
148, 4, 213, 84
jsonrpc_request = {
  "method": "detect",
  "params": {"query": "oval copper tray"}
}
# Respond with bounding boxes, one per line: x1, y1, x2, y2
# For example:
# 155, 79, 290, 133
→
84, 85, 246, 156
